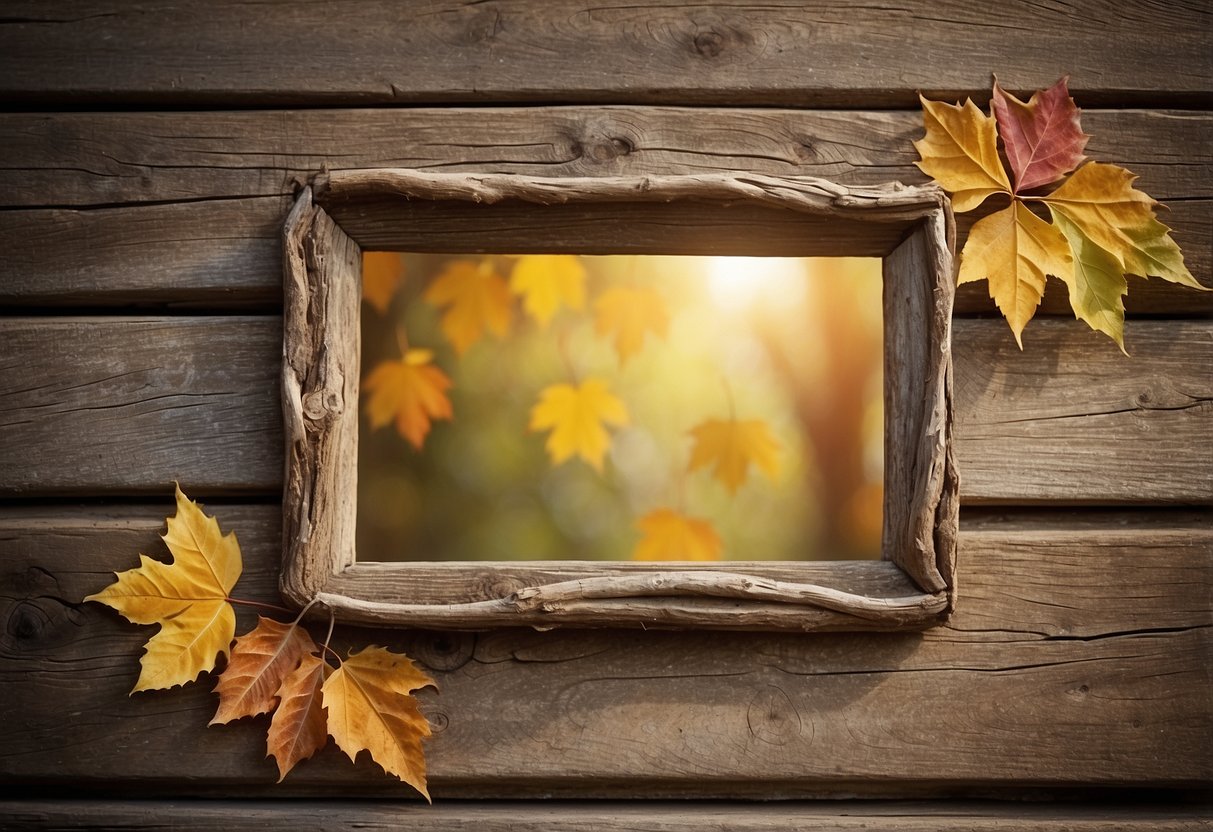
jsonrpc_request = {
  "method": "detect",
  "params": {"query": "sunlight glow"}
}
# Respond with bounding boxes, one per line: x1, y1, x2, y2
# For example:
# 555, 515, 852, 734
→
706, 257, 807, 311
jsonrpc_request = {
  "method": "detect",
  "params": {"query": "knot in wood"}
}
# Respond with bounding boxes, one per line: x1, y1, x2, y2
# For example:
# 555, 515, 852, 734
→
6, 600, 49, 642
692, 29, 726, 58
302, 389, 342, 421
746, 685, 803, 746
412, 632, 476, 672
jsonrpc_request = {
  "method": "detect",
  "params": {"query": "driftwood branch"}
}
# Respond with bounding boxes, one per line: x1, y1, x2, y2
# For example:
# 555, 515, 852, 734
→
314, 169, 946, 222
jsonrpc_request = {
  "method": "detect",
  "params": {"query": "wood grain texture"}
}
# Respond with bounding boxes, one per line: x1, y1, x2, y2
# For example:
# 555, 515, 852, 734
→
0, 316, 282, 496
280, 195, 362, 606
953, 319, 1213, 505
1, 318, 1207, 504
0, 1, 1207, 107
0, 107, 1206, 312
1, 506, 1208, 794
1, 799, 1209, 831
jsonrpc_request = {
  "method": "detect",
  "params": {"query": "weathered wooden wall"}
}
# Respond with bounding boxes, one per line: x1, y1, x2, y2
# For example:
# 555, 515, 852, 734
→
0, 1, 1209, 827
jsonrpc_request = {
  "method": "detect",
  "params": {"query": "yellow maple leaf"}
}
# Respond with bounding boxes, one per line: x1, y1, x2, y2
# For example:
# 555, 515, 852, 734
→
958, 201, 1072, 346
688, 418, 780, 495
424, 258, 513, 355
1042, 162, 1206, 291
268, 652, 331, 782
914, 94, 1012, 212
510, 254, 586, 327
529, 378, 629, 471
210, 616, 318, 725
362, 252, 406, 315
1050, 210, 1129, 353
85, 485, 241, 693
364, 348, 453, 450
323, 647, 436, 801
594, 285, 670, 364
632, 508, 722, 561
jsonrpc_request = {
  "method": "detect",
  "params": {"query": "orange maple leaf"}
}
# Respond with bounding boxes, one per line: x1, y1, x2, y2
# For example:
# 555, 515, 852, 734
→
268, 652, 331, 782
362, 252, 406, 315
594, 285, 670, 364
424, 258, 513, 355
324, 647, 436, 801
632, 508, 722, 561
688, 417, 781, 495
210, 616, 318, 725
364, 348, 453, 450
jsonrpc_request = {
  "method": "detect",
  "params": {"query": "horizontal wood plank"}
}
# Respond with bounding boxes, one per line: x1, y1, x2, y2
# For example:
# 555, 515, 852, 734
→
1, 799, 1209, 831
1, 108, 1207, 312
0, 317, 282, 496
1, 318, 1208, 504
0, 506, 1207, 794
0, 1, 1207, 107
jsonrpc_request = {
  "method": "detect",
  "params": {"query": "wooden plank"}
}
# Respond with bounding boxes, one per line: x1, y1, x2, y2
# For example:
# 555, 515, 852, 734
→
1, 799, 1209, 831
0, 198, 285, 310
0, 317, 281, 497
0, 1, 1207, 108
953, 319, 1213, 505
0, 506, 1207, 793
2, 110, 1203, 206
1, 318, 1208, 504
0, 108, 1207, 311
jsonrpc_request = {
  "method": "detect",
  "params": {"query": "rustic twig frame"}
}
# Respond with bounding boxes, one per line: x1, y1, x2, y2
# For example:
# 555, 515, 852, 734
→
281, 171, 957, 632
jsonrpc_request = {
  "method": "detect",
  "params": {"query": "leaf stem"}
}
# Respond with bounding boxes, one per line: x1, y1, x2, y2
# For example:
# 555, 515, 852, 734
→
556, 326, 579, 384
320, 606, 340, 667
395, 324, 411, 358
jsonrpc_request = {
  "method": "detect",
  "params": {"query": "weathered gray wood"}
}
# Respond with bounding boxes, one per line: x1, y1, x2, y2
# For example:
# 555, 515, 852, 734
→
0, 316, 282, 496
0, 198, 285, 309
953, 319, 1213, 505
287, 175, 956, 628
0, 1, 1207, 107
280, 194, 362, 607
1, 318, 1208, 503
0, 108, 1207, 310
1, 799, 1209, 831
882, 214, 957, 594
1, 506, 1207, 793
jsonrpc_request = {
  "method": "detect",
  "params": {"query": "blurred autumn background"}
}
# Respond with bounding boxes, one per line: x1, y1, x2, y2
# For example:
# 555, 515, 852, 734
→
357, 252, 883, 563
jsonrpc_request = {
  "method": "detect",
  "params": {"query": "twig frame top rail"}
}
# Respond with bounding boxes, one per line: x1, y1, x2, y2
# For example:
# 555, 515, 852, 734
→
282, 171, 958, 631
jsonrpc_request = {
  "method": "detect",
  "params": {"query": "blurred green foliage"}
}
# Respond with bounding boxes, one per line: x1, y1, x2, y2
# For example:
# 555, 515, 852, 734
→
357, 254, 883, 562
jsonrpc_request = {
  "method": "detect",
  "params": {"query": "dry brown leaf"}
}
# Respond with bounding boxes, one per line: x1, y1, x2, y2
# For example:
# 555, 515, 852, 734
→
268, 652, 331, 782
323, 647, 436, 800
211, 617, 318, 725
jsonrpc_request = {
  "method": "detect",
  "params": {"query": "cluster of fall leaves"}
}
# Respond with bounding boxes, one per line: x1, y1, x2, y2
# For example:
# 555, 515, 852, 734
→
362, 252, 783, 561
916, 77, 1204, 350
87, 486, 435, 798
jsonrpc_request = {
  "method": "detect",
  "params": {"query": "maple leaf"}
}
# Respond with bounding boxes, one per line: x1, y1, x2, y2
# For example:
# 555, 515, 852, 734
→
913, 94, 1012, 212
594, 285, 670, 364
1050, 211, 1129, 353
991, 76, 1089, 193
424, 258, 513, 355
362, 252, 406, 315
268, 652, 331, 782
958, 201, 1072, 346
323, 647, 436, 801
210, 617, 318, 725
85, 485, 241, 693
632, 508, 722, 561
364, 348, 453, 450
510, 254, 586, 327
1043, 162, 1205, 291
688, 418, 780, 495
529, 378, 629, 471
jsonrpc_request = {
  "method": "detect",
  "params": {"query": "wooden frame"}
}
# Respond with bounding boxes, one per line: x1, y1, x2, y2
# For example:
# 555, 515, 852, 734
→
281, 170, 958, 632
